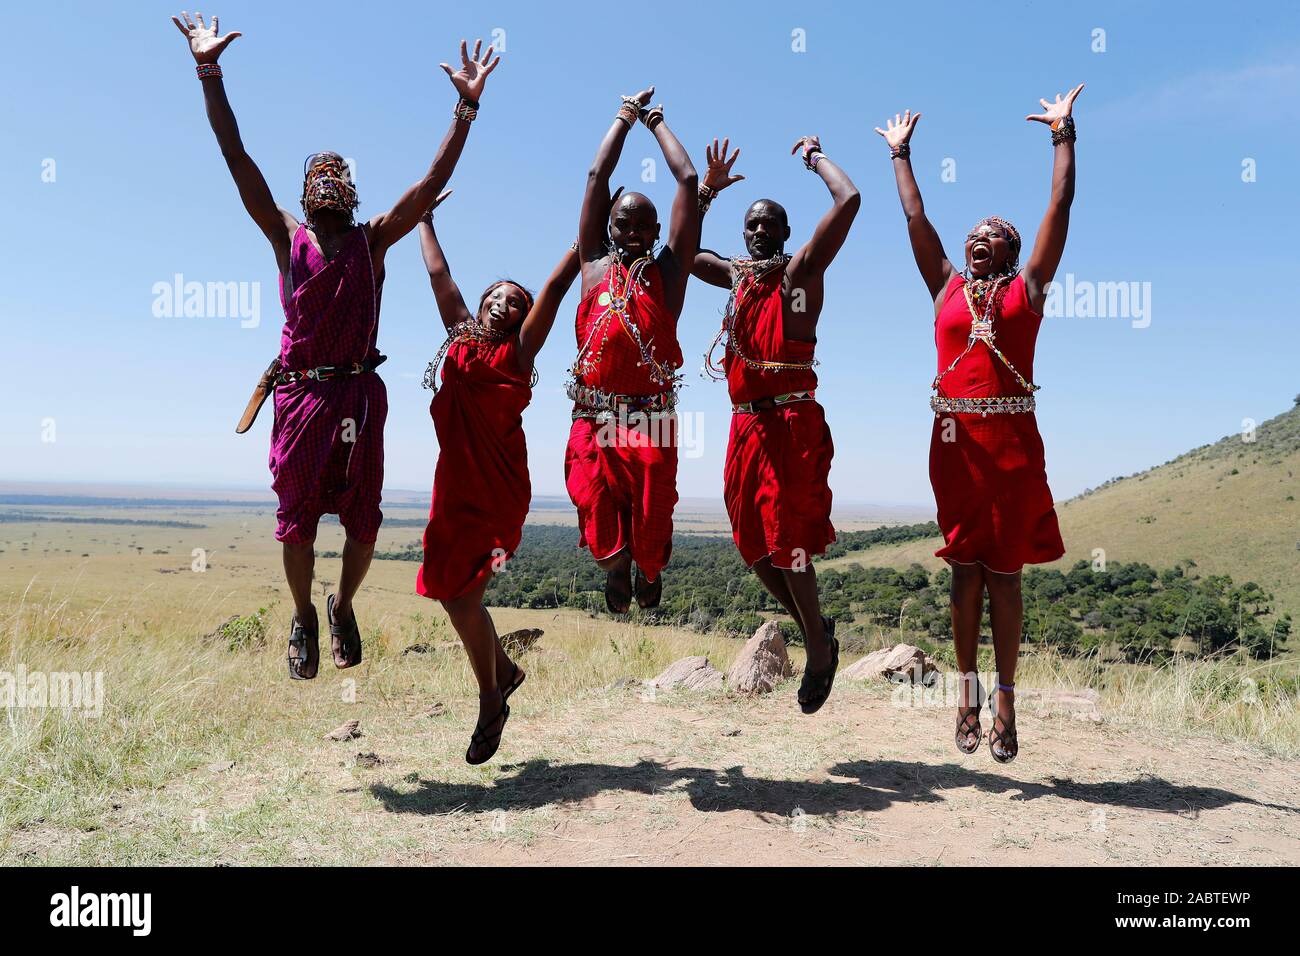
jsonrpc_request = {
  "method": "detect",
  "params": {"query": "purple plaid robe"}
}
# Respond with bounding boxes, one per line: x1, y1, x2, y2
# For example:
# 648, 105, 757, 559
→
269, 224, 386, 544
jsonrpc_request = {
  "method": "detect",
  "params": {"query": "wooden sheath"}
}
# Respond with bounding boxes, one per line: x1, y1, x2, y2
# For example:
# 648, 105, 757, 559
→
235, 357, 282, 434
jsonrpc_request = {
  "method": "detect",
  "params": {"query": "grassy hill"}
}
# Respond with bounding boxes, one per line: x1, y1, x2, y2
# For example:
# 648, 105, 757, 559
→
825, 401, 1300, 616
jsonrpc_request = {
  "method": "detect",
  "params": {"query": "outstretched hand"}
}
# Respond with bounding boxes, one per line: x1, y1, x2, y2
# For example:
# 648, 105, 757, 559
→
874, 110, 921, 149
419, 189, 454, 223
1027, 83, 1084, 127
440, 39, 501, 102
790, 134, 822, 161
703, 138, 744, 192
171, 10, 241, 63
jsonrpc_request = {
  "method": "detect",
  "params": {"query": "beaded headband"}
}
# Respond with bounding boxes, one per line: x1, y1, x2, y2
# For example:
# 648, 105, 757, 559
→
478, 280, 535, 323
301, 153, 359, 219
969, 216, 1021, 273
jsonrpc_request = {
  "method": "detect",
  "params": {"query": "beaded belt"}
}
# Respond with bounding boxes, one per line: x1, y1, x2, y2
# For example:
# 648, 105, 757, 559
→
930, 394, 1036, 416
276, 354, 386, 386
567, 381, 677, 422
732, 390, 816, 414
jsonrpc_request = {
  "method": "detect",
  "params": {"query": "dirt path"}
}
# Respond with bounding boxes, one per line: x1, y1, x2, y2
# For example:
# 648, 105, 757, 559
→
16, 678, 1297, 866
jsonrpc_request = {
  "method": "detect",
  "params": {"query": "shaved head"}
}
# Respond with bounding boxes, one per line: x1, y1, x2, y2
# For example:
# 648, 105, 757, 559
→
613, 191, 657, 220
609, 191, 660, 257
742, 198, 791, 259
747, 199, 788, 229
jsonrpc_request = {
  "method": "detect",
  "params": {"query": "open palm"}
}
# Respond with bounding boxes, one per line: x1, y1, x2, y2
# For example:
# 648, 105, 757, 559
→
1027, 84, 1084, 126
874, 110, 921, 149
703, 137, 744, 192
440, 39, 500, 102
170, 11, 241, 63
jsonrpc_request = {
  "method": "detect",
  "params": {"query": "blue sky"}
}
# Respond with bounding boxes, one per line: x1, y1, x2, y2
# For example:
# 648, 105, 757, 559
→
2, 1, 1298, 505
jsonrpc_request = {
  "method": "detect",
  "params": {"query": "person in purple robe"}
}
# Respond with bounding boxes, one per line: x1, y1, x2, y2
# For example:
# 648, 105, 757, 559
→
173, 11, 500, 678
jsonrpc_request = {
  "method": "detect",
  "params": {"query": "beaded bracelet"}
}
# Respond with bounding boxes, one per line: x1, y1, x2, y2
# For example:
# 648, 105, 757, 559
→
889, 143, 911, 160
807, 151, 826, 171
453, 97, 479, 123
617, 96, 643, 128
195, 63, 223, 80
641, 107, 664, 131
698, 183, 717, 213
1050, 115, 1076, 145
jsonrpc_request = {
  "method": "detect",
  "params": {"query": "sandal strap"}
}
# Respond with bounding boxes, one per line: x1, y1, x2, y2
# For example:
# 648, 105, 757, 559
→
957, 706, 981, 733
470, 701, 510, 746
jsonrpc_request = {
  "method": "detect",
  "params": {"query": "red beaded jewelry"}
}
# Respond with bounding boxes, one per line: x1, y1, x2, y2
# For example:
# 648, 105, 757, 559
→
195, 63, 223, 80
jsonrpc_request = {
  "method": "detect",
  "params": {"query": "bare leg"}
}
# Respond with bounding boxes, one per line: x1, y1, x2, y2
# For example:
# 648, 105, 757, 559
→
783, 562, 828, 671
442, 578, 510, 763
333, 534, 375, 622
751, 556, 801, 623
282, 538, 317, 621
282, 538, 319, 678
950, 562, 986, 750
985, 568, 1022, 755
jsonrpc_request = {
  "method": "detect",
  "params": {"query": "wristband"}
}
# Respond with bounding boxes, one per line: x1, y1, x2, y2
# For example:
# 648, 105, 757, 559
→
889, 143, 911, 160
1050, 115, 1076, 145
196, 63, 223, 80
617, 96, 644, 128
698, 183, 717, 213
641, 107, 664, 131
453, 97, 479, 123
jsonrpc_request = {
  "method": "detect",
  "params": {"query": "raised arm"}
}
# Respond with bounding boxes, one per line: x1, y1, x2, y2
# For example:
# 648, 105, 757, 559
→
416, 191, 471, 331
789, 136, 861, 276
518, 244, 583, 367
172, 12, 296, 272
1023, 84, 1084, 313
368, 40, 500, 255
875, 111, 953, 301
644, 105, 699, 313
693, 137, 745, 289
578, 88, 652, 272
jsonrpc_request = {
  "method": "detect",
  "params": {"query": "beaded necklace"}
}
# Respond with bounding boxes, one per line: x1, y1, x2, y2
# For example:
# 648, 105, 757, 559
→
932, 274, 1039, 395
704, 254, 817, 380
422, 319, 536, 393
570, 246, 682, 389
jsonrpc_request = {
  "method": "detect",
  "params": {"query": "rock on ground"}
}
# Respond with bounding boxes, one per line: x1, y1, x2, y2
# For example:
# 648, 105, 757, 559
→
325, 719, 361, 742
652, 656, 725, 691
500, 628, 544, 655
727, 621, 793, 695
842, 643, 938, 684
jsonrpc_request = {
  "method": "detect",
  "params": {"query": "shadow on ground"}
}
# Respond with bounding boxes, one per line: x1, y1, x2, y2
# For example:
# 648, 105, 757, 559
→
369, 758, 1298, 820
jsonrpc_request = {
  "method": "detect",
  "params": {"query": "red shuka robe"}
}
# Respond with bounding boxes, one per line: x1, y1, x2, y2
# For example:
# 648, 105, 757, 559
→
564, 259, 682, 582
720, 263, 834, 569
929, 273, 1064, 574
416, 336, 532, 601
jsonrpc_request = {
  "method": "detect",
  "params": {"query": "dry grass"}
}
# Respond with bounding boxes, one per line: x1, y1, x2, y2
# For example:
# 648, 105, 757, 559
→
2, 586, 1297, 865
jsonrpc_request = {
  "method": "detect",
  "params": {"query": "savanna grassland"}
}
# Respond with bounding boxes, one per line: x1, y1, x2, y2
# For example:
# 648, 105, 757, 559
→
0, 477, 1297, 865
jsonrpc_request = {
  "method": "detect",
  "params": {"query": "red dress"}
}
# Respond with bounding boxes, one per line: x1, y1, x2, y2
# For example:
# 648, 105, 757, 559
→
416, 336, 531, 601
929, 273, 1064, 574
564, 258, 682, 582
717, 262, 834, 569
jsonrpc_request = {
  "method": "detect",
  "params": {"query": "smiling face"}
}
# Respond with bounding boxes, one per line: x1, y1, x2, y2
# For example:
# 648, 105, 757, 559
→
964, 221, 1015, 278
477, 281, 530, 332
743, 200, 791, 260
609, 193, 660, 257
